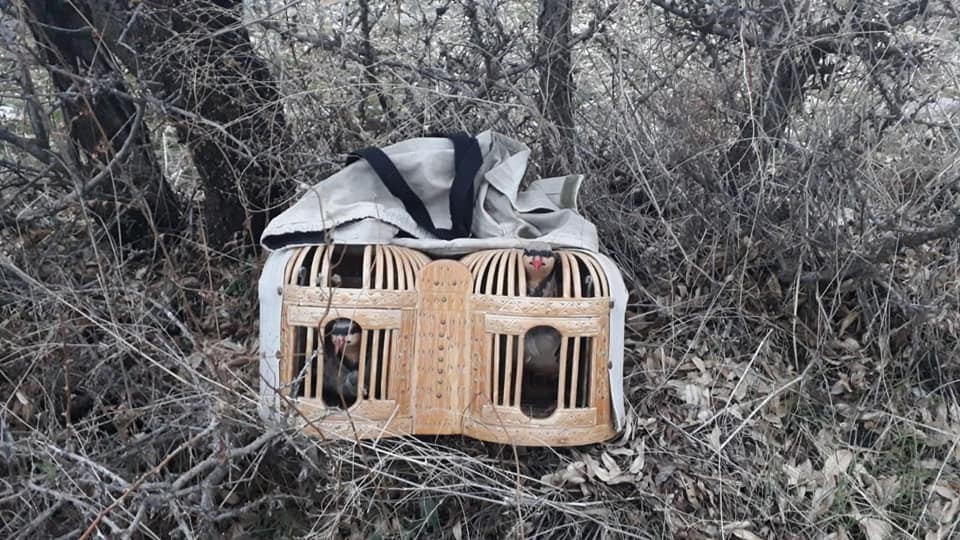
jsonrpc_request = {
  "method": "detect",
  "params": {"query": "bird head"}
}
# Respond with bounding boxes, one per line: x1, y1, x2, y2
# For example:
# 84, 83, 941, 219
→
329, 318, 361, 355
522, 244, 557, 279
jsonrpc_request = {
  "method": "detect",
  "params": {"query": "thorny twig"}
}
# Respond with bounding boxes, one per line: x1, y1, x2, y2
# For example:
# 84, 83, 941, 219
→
78, 417, 221, 540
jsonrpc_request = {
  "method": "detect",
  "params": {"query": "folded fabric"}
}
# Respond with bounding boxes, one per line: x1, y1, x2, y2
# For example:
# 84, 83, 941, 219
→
260, 130, 597, 254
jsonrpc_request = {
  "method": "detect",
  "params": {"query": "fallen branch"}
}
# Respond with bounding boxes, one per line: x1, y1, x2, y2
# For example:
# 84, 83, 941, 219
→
780, 210, 960, 285
78, 416, 220, 540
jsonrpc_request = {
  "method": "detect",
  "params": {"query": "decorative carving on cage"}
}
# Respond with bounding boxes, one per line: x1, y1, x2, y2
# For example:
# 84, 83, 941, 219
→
273, 243, 618, 447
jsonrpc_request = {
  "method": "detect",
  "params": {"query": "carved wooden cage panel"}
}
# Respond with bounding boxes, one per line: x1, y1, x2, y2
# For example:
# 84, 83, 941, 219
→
273, 243, 618, 446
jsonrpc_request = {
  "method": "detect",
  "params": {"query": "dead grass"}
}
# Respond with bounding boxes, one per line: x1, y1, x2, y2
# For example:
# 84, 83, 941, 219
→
2, 1, 960, 538
4, 123, 960, 538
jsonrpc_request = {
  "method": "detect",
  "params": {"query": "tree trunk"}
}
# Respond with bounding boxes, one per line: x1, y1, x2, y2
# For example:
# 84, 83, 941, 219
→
21, 0, 183, 240
94, 0, 292, 250
722, 0, 825, 183
723, 49, 825, 180
537, 0, 576, 177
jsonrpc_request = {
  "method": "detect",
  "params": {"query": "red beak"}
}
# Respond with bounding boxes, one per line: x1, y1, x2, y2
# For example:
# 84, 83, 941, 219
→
532, 257, 543, 270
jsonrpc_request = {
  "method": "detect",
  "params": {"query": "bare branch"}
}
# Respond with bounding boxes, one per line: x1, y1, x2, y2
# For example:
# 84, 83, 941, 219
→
501, 2, 621, 80
0, 25, 50, 149
78, 416, 220, 540
782, 211, 960, 284
9, 102, 146, 224
0, 126, 52, 164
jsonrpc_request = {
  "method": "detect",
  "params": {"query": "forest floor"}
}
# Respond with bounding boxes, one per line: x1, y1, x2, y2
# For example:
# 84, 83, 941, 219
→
3, 219, 960, 539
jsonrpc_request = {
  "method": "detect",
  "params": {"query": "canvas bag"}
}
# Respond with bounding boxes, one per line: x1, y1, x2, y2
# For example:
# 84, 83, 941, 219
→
258, 130, 626, 432
260, 130, 600, 253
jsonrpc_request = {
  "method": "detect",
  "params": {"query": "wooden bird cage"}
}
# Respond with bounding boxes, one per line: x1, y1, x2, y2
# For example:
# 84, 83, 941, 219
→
274, 244, 618, 446
459, 249, 614, 446
280, 243, 431, 438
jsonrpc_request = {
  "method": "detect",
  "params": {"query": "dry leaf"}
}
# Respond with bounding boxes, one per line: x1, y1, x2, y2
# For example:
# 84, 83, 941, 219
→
584, 454, 604, 480
871, 476, 901, 506
765, 274, 783, 300
690, 355, 706, 372
826, 527, 851, 540
12, 389, 34, 424
928, 496, 960, 525
838, 337, 861, 352
187, 351, 205, 369
831, 374, 852, 395
708, 426, 722, 451
783, 459, 813, 488
592, 452, 633, 485
838, 310, 860, 336
655, 463, 676, 486
671, 381, 711, 409
933, 483, 958, 501
732, 528, 764, 540
858, 517, 892, 540
809, 486, 837, 520
541, 462, 588, 487
601, 452, 621, 477
823, 450, 854, 480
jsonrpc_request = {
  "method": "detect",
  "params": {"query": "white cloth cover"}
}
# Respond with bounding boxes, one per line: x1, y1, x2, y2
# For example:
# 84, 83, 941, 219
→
258, 130, 626, 433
